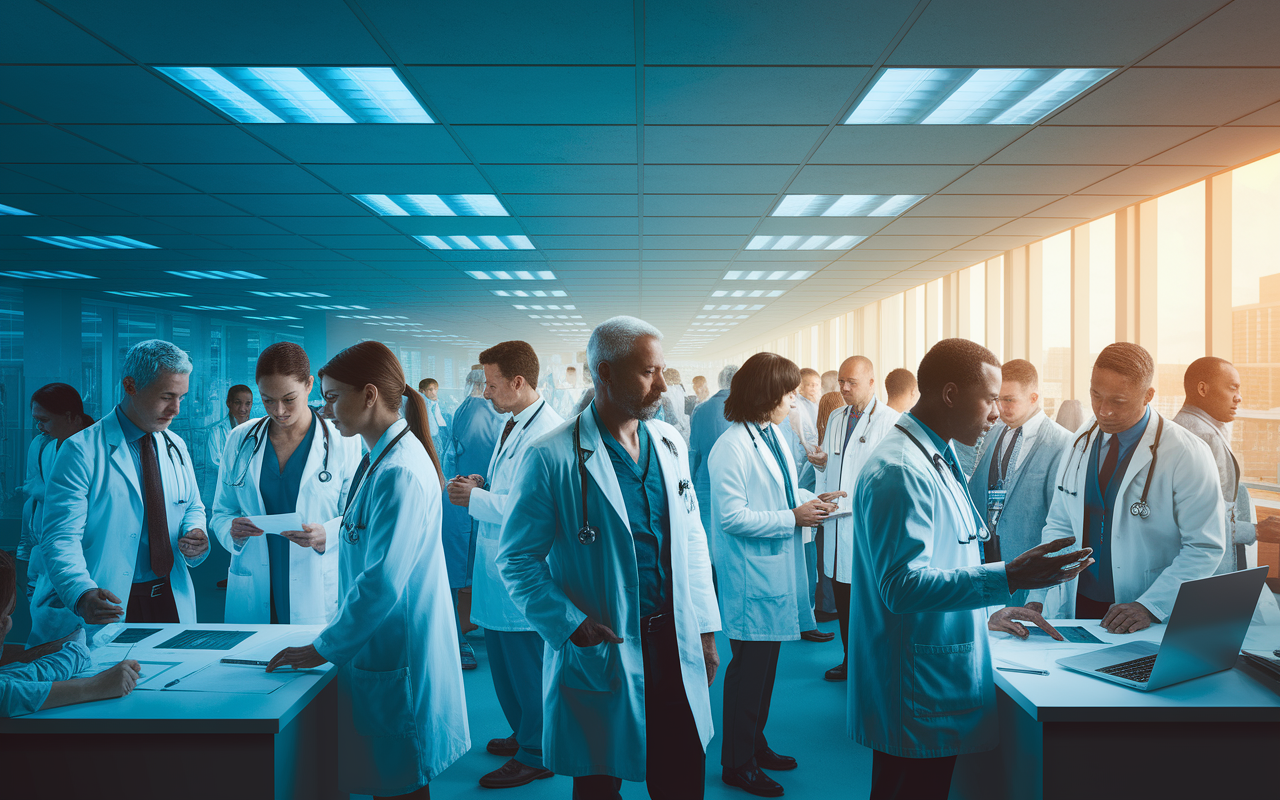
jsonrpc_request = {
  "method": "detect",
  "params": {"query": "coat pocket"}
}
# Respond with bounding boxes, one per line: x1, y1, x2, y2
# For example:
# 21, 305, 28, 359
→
559, 641, 619, 693
348, 665, 415, 737
745, 552, 789, 600
910, 641, 983, 717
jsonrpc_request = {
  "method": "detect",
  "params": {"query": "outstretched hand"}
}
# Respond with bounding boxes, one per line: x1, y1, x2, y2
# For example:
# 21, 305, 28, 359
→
1006, 536, 1093, 593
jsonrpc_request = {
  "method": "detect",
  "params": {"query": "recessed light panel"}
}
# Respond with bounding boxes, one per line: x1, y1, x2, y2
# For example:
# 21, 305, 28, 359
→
713, 290, 786, 298
0, 203, 35, 216
250, 291, 329, 298
845, 68, 1112, 125
0, 270, 96, 279
724, 269, 814, 280
182, 305, 255, 311
106, 290, 191, 298
415, 235, 534, 251
297, 304, 368, 310
491, 289, 568, 298
354, 194, 509, 217
167, 270, 265, 280
158, 67, 431, 124
465, 270, 555, 280
245, 315, 300, 321
746, 235, 864, 251
25, 235, 159, 250
772, 194, 924, 217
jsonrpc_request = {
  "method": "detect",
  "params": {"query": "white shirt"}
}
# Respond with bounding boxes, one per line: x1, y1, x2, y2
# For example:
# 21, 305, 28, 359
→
993, 409, 1046, 474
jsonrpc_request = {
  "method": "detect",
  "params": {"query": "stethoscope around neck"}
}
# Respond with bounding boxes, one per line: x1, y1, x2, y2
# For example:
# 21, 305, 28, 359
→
1055, 416, 1163, 519
895, 423, 990, 544
223, 408, 332, 488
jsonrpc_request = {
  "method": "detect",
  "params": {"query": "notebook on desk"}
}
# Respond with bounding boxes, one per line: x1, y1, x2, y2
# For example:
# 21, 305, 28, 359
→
1056, 567, 1268, 692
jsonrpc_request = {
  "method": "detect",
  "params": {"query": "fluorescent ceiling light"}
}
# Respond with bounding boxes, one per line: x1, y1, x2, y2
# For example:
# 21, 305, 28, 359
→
414, 235, 534, 251
773, 194, 924, 217
845, 68, 1112, 125
513, 304, 575, 310
106, 290, 191, 298
491, 289, 567, 298
336, 315, 408, 320
25, 235, 158, 250
250, 291, 329, 298
298, 304, 368, 310
245, 315, 300, 321
746, 235, 864, 251
465, 269, 555, 280
704, 304, 765, 311
354, 194, 508, 217
158, 67, 431, 123
724, 269, 814, 280
713, 290, 786, 298
0, 270, 96, 279
167, 270, 265, 280
182, 305, 255, 311
0, 203, 35, 216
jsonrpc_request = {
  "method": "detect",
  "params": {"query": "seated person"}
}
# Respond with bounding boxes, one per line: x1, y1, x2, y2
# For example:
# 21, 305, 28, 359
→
0, 550, 139, 717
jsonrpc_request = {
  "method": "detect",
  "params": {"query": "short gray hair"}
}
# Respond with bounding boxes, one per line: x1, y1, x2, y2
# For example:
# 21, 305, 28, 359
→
122, 339, 192, 390
586, 316, 662, 382
465, 368, 486, 389
718, 364, 739, 391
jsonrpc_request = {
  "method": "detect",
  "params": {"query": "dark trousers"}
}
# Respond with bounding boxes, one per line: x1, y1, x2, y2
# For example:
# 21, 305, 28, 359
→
869, 751, 957, 800
126, 577, 179, 623
485, 628, 545, 769
721, 639, 781, 769
1075, 591, 1112, 620
374, 787, 429, 800
833, 580, 851, 665
814, 526, 837, 613
572, 614, 705, 800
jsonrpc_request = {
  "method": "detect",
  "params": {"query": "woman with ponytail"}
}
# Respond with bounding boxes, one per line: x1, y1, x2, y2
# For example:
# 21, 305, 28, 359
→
266, 341, 466, 800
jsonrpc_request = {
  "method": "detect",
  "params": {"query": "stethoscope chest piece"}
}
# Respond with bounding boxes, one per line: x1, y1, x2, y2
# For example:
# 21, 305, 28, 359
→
318, 470, 332, 483
577, 524, 599, 545
1130, 501, 1151, 519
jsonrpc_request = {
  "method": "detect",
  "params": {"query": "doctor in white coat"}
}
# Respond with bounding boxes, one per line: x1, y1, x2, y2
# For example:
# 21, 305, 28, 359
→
34, 340, 209, 645
268, 340, 467, 800
709, 352, 843, 797
447, 340, 564, 789
499, 316, 721, 800
810, 355, 900, 681
211, 343, 362, 626
1025, 343, 1226, 632
849, 338, 1092, 800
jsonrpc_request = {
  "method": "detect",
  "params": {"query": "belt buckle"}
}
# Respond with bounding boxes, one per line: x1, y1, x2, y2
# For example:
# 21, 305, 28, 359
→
150, 582, 164, 598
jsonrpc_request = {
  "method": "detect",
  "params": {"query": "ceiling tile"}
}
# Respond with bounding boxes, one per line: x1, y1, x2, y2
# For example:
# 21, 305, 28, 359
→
9, 163, 196, 193
642, 218, 755, 235
1141, 127, 1280, 166
860, 235, 975, 250
811, 126, 1027, 165
643, 195, 775, 216
1230, 102, 1280, 126
0, 66, 224, 124
956, 235, 1042, 250
644, 126, 823, 164
408, 67, 636, 125
0, 167, 68, 193
64, 124, 288, 164
641, 235, 744, 250
520, 217, 639, 235
304, 164, 492, 194
213, 194, 366, 216
263, 217, 397, 235
503, 195, 638, 216
153, 164, 333, 194
986, 126, 1211, 165
453, 126, 636, 165
754, 218, 888, 236
1048, 68, 1280, 126
905, 194, 1062, 216
1141, 0, 1280, 67
3, 0, 129, 63
987, 218, 1082, 237
876, 217, 1013, 235
643, 165, 795, 194
942, 165, 1121, 194
155, 217, 295, 235
87, 194, 248, 216
46, 216, 187, 234
532, 235, 639, 250
485, 165, 637, 194
790, 164, 969, 194
645, 67, 867, 125
1, 125, 130, 164
1079, 164, 1218, 194
1024, 195, 1147, 218
0, 217, 96, 236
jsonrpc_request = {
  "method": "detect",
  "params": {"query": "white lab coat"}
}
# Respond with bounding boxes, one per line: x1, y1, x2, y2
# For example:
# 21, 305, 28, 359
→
19, 436, 56, 601
206, 415, 235, 470
709, 422, 815, 641
312, 420, 468, 796
848, 414, 1010, 758
32, 411, 207, 646
468, 398, 565, 632
210, 414, 363, 625
498, 411, 721, 781
816, 397, 901, 583
1027, 412, 1227, 621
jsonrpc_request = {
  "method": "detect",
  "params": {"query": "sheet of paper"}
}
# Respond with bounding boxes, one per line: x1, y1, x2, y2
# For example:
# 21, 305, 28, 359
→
134, 661, 185, 689
154, 629, 256, 650
163, 662, 308, 694
244, 512, 304, 537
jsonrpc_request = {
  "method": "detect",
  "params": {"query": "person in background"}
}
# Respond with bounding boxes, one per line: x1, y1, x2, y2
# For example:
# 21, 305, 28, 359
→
210, 343, 363, 625
884, 368, 919, 413
21, 384, 94, 607
419, 378, 449, 450
0, 550, 141, 718
1174, 357, 1255, 574
448, 340, 563, 790
850, 338, 1091, 800
441, 367, 504, 670
710, 352, 843, 797
691, 375, 710, 408
1025, 343, 1225, 632
690, 364, 739, 537
820, 370, 837, 396
966, 360, 1071, 607
33, 340, 208, 645
208, 384, 253, 483
788, 367, 824, 636
810, 356, 900, 682
811, 389, 847, 623
500, 316, 720, 800
1055, 399, 1085, 433
661, 367, 691, 442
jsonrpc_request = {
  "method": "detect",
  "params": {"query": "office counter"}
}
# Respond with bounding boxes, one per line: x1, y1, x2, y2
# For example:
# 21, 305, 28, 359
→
0, 623, 339, 800
952, 619, 1280, 800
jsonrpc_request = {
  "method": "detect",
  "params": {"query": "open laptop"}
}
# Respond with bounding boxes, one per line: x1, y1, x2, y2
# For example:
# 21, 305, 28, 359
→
1056, 566, 1268, 691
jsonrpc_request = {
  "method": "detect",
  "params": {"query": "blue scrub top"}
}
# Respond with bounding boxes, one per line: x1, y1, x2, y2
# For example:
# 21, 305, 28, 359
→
592, 405, 673, 617
259, 413, 316, 623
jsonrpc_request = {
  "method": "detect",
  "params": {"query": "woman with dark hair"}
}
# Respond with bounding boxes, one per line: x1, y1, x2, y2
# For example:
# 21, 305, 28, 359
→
210, 342, 363, 625
21, 384, 94, 613
267, 341, 465, 800
708, 352, 844, 797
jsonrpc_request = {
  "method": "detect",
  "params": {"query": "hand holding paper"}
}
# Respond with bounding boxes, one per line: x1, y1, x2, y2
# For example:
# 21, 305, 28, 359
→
241, 513, 304, 539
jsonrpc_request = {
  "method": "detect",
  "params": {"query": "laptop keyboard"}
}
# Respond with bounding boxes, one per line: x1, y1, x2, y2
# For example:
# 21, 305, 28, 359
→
1097, 653, 1157, 683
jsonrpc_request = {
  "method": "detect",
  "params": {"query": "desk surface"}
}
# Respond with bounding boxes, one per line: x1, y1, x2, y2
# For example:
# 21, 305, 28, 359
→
0, 623, 335, 735
991, 619, 1280, 723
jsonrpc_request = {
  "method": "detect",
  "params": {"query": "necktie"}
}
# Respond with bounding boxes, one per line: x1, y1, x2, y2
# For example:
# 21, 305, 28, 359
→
1000, 426, 1023, 480
345, 452, 371, 514
1098, 435, 1121, 492
842, 406, 860, 450
499, 417, 518, 450
139, 435, 172, 578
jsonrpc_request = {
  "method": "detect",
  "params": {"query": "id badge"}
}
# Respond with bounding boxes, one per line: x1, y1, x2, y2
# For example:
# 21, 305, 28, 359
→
987, 488, 1007, 528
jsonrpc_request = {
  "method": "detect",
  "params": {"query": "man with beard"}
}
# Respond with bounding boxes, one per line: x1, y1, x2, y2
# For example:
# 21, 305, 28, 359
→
499, 316, 721, 799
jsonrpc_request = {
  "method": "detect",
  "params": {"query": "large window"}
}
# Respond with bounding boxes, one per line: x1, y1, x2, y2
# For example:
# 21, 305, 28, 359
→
1040, 231, 1072, 418
1088, 215, 1116, 359
1155, 181, 1207, 416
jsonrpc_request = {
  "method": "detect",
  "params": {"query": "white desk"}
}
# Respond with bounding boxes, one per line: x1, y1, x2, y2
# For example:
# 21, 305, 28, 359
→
952, 620, 1280, 800
0, 623, 340, 800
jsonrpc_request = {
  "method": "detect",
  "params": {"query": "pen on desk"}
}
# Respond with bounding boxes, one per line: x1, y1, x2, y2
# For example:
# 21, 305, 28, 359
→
221, 658, 271, 666
163, 678, 182, 689
996, 666, 1049, 676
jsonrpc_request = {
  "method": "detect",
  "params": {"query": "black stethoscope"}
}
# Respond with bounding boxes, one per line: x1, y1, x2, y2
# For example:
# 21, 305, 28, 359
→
342, 426, 411, 544
158, 431, 192, 503
895, 423, 990, 544
836, 399, 877, 450
224, 409, 332, 488
1056, 416, 1163, 519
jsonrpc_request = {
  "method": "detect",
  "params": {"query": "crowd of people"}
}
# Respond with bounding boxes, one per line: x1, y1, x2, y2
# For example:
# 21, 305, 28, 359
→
1, 316, 1276, 800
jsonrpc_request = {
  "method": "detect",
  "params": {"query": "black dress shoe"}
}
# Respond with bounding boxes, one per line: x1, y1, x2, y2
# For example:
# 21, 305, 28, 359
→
723, 764, 784, 797
487, 735, 519, 756
800, 629, 835, 643
479, 758, 554, 788
814, 610, 839, 622
824, 663, 847, 682
755, 747, 798, 771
